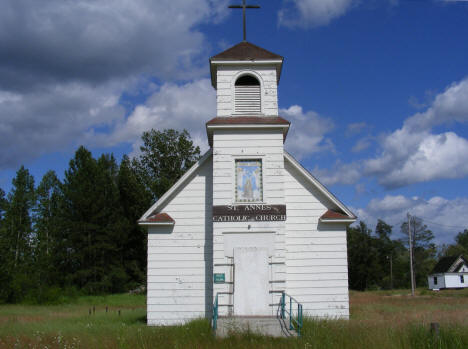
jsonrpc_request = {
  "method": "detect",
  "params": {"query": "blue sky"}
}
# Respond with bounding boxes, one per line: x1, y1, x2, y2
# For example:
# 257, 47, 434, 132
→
1, 0, 468, 244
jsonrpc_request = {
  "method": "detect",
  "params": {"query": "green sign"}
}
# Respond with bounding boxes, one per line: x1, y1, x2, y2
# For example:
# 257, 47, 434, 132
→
214, 273, 225, 284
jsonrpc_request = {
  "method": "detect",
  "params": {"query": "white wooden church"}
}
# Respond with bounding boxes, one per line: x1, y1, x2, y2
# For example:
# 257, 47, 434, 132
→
139, 41, 356, 326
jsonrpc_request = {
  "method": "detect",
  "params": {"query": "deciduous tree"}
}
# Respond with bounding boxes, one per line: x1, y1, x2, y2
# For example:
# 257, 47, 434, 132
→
133, 129, 201, 201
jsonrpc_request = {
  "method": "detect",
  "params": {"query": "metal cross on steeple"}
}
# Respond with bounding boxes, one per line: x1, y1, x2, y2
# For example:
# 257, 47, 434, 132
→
229, 0, 260, 42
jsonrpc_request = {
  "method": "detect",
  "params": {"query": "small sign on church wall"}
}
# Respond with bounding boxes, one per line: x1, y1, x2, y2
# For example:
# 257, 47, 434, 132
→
213, 204, 286, 222
214, 273, 225, 284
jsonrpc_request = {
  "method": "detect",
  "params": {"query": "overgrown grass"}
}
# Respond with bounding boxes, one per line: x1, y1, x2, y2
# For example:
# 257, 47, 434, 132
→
1, 289, 467, 348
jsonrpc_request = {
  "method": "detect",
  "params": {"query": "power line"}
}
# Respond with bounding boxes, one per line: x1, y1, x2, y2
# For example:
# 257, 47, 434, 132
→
410, 215, 467, 230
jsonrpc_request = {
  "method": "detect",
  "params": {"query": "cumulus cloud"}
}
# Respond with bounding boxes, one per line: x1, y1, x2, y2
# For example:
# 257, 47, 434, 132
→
354, 195, 468, 244
91, 79, 216, 155
0, 0, 228, 169
278, 0, 357, 28
0, 81, 125, 169
281, 105, 335, 159
346, 122, 368, 137
0, 0, 227, 90
364, 77, 468, 188
312, 161, 361, 186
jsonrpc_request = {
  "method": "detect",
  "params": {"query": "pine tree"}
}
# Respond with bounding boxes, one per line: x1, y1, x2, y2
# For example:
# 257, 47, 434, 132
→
0, 187, 9, 302
93, 153, 128, 293
118, 155, 150, 286
62, 147, 130, 293
1, 166, 35, 302
0, 188, 6, 221
347, 221, 381, 290
33, 171, 63, 299
62, 146, 102, 292
374, 219, 394, 288
455, 229, 468, 253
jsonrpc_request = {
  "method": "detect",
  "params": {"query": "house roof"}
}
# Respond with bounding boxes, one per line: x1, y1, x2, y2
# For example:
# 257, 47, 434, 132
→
206, 116, 290, 125
206, 116, 290, 147
320, 209, 353, 221
139, 149, 356, 226
210, 41, 283, 61
209, 41, 284, 88
139, 212, 175, 225
431, 255, 467, 273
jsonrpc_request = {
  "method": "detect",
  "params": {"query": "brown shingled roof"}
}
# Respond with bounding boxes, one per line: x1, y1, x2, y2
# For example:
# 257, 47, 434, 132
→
206, 116, 290, 146
320, 209, 351, 220
145, 212, 175, 223
210, 41, 283, 61
206, 116, 290, 126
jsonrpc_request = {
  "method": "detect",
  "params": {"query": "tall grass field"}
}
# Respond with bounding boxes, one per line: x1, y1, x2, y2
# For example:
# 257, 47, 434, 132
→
1, 289, 467, 348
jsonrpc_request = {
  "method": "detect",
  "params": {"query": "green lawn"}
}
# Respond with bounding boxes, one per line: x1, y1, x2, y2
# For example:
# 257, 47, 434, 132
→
1, 290, 467, 348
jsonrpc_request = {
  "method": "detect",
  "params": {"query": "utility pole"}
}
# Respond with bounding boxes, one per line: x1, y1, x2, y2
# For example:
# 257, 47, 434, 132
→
407, 213, 415, 296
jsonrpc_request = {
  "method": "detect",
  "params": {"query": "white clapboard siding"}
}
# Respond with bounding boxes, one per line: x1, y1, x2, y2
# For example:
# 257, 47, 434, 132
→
212, 129, 286, 316
216, 65, 278, 116
147, 158, 213, 326
284, 160, 350, 319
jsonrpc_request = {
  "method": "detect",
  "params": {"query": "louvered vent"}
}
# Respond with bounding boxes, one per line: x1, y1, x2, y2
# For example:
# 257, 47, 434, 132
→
235, 75, 261, 114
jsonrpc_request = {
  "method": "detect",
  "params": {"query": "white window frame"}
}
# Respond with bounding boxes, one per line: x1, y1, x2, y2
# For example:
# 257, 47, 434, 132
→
231, 70, 265, 115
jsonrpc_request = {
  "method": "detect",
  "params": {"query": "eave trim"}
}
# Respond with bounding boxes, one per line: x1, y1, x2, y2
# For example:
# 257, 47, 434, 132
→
138, 149, 213, 222
284, 151, 356, 220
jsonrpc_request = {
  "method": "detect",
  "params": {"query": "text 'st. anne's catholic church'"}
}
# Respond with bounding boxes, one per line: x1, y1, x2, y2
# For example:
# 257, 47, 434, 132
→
139, 37, 356, 325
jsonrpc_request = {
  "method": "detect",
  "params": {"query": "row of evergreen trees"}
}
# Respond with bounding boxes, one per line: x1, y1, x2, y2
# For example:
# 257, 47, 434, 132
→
0, 129, 200, 303
0, 128, 467, 302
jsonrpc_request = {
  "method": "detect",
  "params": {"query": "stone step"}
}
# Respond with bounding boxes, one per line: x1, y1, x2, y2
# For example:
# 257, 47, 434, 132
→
215, 316, 298, 337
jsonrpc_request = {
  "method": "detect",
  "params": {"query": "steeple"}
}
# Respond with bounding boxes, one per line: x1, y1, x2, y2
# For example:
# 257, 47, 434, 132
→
209, 42, 284, 117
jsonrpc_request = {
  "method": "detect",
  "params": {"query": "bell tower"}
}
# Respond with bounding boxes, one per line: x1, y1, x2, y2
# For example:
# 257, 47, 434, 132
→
209, 42, 284, 117
206, 41, 290, 317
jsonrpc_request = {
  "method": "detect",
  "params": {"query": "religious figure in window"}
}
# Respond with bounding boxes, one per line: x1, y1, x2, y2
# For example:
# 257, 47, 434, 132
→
236, 160, 262, 202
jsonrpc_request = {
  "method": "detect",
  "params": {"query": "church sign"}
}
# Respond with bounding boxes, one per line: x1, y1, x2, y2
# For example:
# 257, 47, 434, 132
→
212, 204, 286, 222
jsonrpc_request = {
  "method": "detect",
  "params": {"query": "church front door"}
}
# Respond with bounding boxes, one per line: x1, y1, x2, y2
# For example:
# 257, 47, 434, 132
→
233, 247, 270, 316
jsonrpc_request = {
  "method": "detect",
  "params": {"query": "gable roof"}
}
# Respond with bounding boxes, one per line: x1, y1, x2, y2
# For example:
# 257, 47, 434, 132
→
284, 151, 356, 221
140, 212, 175, 225
320, 209, 355, 223
431, 255, 467, 274
209, 41, 284, 88
210, 41, 283, 61
139, 148, 356, 226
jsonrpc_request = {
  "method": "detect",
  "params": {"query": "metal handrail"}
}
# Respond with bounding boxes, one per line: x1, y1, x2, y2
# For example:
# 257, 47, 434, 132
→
281, 292, 303, 336
212, 293, 219, 331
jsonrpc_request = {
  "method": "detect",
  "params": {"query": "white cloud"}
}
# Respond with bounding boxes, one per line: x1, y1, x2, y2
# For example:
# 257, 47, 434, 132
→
352, 137, 372, 153
346, 122, 368, 137
312, 161, 361, 186
0, 0, 228, 169
354, 195, 468, 244
0, 0, 228, 88
91, 79, 216, 155
284, 77, 468, 189
278, 0, 357, 28
364, 77, 468, 188
281, 105, 335, 159
0, 81, 125, 169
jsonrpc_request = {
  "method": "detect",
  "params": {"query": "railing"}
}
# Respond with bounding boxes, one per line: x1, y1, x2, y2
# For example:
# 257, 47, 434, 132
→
281, 292, 303, 336
212, 293, 219, 331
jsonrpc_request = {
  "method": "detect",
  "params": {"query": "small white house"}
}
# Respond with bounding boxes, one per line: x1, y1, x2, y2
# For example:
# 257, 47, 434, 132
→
139, 41, 356, 325
428, 255, 468, 290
